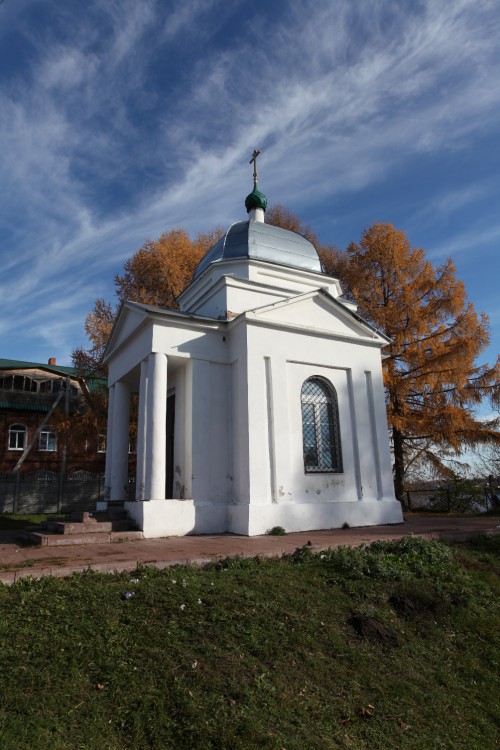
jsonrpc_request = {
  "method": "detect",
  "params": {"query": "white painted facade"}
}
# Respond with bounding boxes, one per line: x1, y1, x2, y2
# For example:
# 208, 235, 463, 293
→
102, 216, 403, 537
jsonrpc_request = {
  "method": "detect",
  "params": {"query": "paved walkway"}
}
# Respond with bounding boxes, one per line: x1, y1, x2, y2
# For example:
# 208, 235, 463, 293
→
1, 514, 499, 584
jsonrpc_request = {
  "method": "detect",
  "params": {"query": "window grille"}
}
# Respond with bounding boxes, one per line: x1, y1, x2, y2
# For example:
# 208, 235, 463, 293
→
301, 378, 342, 473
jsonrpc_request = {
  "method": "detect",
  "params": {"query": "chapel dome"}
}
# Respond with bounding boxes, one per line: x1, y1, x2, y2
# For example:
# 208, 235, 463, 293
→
193, 220, 323, 280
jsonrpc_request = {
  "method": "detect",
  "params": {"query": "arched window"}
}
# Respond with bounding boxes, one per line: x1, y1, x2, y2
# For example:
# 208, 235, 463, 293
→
9, 424, 27, 451
301, 377, 342, 473
39, 426, 57, 452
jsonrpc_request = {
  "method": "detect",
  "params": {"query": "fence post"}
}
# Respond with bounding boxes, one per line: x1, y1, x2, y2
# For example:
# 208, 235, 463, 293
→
406, 490, 411, 511
13, 472, 20, 513
447, 488, 451, 512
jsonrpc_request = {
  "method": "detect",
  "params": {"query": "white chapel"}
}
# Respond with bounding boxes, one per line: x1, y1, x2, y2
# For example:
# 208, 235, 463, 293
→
102, 158, 403, 536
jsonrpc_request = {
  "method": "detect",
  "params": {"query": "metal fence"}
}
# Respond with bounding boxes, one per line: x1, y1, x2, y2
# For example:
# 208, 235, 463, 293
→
0, 471, 138, 515
406, 488, 452, 512
406, 481, 497, 513
0, 470, 107, 515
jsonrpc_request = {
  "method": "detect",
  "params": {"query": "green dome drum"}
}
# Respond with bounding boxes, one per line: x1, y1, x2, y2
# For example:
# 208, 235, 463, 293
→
245, 186, 268, 213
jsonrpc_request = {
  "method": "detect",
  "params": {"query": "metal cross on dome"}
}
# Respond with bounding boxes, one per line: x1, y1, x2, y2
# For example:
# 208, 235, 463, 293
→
249, 149, 260, 187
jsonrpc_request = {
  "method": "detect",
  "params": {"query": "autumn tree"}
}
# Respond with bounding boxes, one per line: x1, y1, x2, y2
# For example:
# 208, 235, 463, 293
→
266, 204, 319, 245
267, 204, 346, 279
72, 227, 223, 375
343, 222, 500, 504
71, 226, 222, 438
75, 207, 338, 374
74, 209, 499, 509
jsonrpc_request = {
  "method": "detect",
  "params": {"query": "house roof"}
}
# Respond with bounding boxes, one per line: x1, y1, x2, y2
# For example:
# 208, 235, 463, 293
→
0, 358, 76, 376
0, 358, 107, 393
0, 400, 51, 413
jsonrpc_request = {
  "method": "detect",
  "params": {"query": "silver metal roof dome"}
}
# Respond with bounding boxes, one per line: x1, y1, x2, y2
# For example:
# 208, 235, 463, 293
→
193, 220, 322, 279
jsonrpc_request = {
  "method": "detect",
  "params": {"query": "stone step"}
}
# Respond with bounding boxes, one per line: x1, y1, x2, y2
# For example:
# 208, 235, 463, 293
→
67, 511, 100, 523
105, 502, 128, 520
51, 521, 114, 534
20, 529, 144, 547
42, 518, 135, 534
108, 509, 128, 520
19, 504, 141, 546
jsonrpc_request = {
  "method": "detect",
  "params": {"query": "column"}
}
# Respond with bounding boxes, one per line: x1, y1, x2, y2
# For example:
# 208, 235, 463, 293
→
104, 385, 115, 501
135, 359, 149, 501
144, 352, 167, 501
110, 380, 130, 501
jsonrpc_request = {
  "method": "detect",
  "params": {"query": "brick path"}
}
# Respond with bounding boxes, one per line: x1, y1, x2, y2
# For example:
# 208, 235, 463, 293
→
1, 513, 499, 584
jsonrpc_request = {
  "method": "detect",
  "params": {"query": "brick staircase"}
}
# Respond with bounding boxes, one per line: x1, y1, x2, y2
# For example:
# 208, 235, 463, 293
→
20, 504, 144, 546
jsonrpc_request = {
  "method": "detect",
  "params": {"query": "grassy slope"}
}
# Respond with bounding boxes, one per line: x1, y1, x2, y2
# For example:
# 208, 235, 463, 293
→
0, 535, 498, 750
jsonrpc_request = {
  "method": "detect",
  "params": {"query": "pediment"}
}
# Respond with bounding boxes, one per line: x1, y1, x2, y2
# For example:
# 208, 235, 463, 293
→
249, 290, 389, 343
103, 302, 150, 360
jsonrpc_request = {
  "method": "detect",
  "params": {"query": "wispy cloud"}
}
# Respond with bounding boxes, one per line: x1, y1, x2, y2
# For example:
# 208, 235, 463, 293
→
429, 223, 500, 260
0, 0, 499, 362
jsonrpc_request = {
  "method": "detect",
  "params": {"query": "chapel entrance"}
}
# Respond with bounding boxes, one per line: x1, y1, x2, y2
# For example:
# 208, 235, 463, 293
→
166, 394, 175, 498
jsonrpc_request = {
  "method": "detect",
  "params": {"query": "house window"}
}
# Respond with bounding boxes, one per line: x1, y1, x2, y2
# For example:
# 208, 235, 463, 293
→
39, 426, 57, 452
39, 379, 52, 394
301, 377, 342, 473
9, 424, 27, 451
0, 375, 13, 390
97, 434, 107, 453
11, 375, 37, 392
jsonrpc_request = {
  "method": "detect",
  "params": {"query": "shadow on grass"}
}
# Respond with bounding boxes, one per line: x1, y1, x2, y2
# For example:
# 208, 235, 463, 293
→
461, 533, 500, 554
0, 514, 49, 531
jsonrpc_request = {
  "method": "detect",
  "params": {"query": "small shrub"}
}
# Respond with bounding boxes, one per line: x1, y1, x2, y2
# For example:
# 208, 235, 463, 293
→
266, 526, 286, 536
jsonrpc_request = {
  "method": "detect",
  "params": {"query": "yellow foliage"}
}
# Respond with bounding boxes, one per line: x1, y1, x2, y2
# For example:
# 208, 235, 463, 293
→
73, 213, 498, 503
345, 223, 499, 499
73, 226, 224, 372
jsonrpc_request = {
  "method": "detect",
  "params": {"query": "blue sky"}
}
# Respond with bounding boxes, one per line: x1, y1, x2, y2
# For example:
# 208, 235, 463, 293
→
1, 0, 499, 387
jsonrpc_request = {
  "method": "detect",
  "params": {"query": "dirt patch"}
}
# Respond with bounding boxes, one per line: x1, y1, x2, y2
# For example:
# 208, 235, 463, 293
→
389, 593, 428, 618
347, 614, 399, 649
389, 590, 467, 619
0, 556, 70, 572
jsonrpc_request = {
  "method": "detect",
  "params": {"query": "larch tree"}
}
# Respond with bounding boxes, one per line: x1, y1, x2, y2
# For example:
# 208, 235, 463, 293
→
72, 207, 338, 437
73, 209, 498, 506
266, 204, 319, 245
266, 204, 346, 279
343, 222, 500, 504
71, 226, 223, 438
72, 227, 223, 375
74, 207, 334, 374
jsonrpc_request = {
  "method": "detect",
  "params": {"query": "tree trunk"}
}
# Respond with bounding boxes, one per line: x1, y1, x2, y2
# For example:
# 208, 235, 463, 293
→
392, 427, 407, 509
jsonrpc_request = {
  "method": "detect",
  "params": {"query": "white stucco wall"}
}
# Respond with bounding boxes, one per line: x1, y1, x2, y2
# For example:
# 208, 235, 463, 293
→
241, 317, 395, 510
103, 273, 403, 537
178, 259, 343, 318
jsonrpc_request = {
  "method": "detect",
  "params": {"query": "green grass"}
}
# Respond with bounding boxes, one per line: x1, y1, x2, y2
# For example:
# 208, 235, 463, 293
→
0, 536, 499, 749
